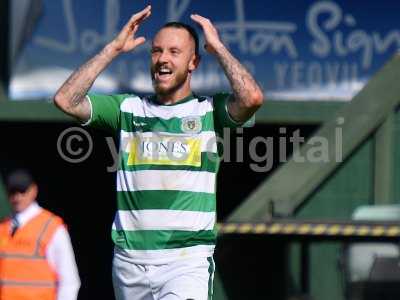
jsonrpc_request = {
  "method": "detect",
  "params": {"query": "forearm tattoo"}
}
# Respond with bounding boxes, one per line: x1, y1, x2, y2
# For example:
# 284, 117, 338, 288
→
57, 47, 113, 110
215, 45, 261, 106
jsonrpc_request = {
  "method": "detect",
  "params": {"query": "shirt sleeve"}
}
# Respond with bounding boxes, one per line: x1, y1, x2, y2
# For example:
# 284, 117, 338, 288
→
213, 93, 256, 130
46, 226, 81, 300
212, 92, 244, 129
83, 93, 129, 133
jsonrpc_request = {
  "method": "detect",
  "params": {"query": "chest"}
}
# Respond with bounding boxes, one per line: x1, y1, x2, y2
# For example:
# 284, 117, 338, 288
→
0, 224, 43, 255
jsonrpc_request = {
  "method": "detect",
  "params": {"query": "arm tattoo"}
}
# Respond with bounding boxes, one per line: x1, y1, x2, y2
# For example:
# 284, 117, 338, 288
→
55, 46, 116, 118
215, 45, 261, 107
61, 48, 112, 110
65, 62, 95, 109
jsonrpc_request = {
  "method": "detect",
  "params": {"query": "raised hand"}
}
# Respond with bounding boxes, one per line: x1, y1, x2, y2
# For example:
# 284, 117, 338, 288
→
191, 13, 263, 123
110, 5, 152, 54
54, 6, 151, 122
190, 14, 223, 55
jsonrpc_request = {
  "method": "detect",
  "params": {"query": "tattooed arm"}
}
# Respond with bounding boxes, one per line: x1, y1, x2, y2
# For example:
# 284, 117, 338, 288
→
191, 14, 264, 122
54, 47, 115, 122
54, 5, 152, 122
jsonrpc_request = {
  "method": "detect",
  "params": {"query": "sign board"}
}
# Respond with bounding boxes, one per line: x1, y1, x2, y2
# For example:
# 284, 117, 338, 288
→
9, 0, 400, 101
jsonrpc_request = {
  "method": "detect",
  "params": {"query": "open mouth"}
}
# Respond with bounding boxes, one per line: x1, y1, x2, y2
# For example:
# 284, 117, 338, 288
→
155, 67, 173, 82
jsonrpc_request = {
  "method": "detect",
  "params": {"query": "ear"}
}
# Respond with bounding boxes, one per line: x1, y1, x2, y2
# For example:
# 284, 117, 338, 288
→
188, 54, 201, 72
28, 183, 39, 200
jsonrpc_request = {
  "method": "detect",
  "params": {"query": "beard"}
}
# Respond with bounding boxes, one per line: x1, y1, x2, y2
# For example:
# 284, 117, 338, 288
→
151, 67, 190, 97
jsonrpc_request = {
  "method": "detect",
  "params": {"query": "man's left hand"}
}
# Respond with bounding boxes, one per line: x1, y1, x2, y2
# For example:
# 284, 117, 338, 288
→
190, 14, 223, 55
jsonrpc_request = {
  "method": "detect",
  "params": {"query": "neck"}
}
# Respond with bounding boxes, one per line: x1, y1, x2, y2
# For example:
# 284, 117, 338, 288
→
13, 201, 37, 216
157, 91, 192, 105
156, 76, 192, 105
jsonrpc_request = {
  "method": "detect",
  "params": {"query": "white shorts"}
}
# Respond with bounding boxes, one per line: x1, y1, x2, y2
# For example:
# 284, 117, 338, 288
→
112, 254, 215, 300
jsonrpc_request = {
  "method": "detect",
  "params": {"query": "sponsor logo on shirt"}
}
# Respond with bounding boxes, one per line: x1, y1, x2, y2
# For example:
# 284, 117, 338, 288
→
127, 134, 201, 167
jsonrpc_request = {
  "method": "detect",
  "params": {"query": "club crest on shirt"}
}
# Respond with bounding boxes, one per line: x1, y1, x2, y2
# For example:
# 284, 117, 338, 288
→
181, 116, 202, 134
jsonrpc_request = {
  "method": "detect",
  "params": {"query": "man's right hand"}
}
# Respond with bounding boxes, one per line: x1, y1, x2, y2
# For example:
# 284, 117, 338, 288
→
108, 5, 152, 55
54, 5, 152, 123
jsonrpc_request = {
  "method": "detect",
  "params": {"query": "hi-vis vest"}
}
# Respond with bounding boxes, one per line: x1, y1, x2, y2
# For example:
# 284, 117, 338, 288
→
0, 209, 64, 300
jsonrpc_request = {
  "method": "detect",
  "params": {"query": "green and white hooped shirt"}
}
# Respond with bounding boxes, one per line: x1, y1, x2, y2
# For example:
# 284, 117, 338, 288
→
85, 92, 242, 264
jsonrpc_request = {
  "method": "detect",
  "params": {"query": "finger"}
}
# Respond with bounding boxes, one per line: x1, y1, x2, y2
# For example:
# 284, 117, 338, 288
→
128, 10, 151, 34
134, 10, 151, 25
131, 5, 151, 23
131, 11, 151, 34
123, 10, 151, 38
131, 24, 139, 35
190, 14, 210, 25
125, 37, 146, 51
190, 14, 204, 25
190, 16, 207, 31
133, 37, 146, 48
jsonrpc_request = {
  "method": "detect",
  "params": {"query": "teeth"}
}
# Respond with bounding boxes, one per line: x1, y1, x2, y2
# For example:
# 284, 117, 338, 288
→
158, 67, 172, 74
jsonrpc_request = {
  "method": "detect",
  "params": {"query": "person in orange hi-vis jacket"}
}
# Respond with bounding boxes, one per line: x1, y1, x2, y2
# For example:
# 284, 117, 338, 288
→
0, 169, 80, 300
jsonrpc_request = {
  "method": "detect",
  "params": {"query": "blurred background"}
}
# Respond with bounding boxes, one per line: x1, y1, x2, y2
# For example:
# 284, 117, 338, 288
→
1, 1, 400, 299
